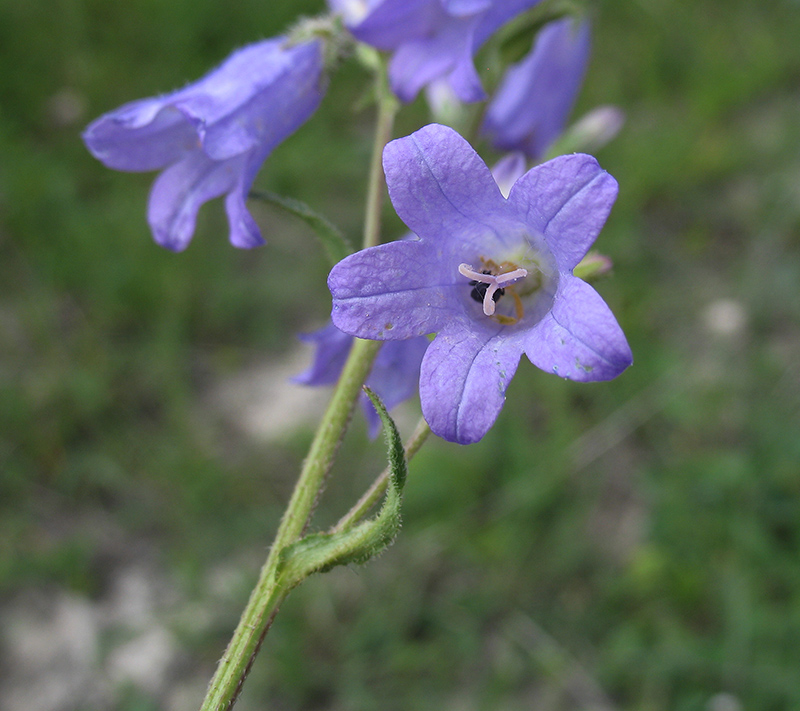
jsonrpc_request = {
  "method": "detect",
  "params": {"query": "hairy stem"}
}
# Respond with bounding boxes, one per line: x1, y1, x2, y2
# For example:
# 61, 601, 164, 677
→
199, 66, 397, 711
200, 337, 381, 711
362, 60, 398, 250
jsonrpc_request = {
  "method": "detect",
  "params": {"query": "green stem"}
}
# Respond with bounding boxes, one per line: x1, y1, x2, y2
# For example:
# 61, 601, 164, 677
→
362, 59, 398, 250
199, 59, 398, 711
331, 417, 431, 534
200, 339, 380, 711
272, 337, 383, 549
201, 47, 398, 711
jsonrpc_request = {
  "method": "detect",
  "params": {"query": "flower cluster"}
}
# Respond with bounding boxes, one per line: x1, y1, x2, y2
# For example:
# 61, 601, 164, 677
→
84, 6, 631, 445
83, 10, 637, 707
329, 124, 632, 443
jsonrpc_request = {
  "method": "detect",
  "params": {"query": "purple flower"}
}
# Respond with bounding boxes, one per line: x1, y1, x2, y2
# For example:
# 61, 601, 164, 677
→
482, 17, 591, 160
83, 37, 326, 251
328, 124, 631, 444
330, 0, 543, 102
293, 323, 429, 437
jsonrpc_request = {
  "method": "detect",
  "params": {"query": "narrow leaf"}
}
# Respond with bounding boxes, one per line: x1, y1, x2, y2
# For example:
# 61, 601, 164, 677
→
249, 189, 354, 265
275, 387, 407, 589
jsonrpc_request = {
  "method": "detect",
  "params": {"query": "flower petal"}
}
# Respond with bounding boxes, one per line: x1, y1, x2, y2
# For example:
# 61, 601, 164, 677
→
525, 275, 632, 381
369, 337, 429, 407
421, 325, 523, 443
293, 321, 428, 439
82, 100, 198, 172
224, 189, 265, 250
349, 0, 444, 49
444, 0, 492, 15
197, 38, 325, 161
388, 31, 468, 104
221, 148, 268, 249
84, 38, 325, 170
345, 0, 542, 102
293, 323, 353, 386
147, 150, 243, 251
442, 29, 487, 103
383, 124, 506, 240
385, 12, 486, 103
329, 239, 459, 339
509, 153, 618, 271
491, 152, 528, 198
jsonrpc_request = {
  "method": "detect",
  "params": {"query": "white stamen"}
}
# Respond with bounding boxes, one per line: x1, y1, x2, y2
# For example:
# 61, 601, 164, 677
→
483, 283, 500, 315
458, 263, 528, 317
458, 263, 485, 281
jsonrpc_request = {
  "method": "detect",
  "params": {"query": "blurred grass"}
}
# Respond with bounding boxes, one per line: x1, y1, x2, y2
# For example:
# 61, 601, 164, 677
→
2, 0, 800, 709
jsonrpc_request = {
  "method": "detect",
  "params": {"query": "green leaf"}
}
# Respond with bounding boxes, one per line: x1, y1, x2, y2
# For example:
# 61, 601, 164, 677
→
275, 387, 407, 589
249, 189, 354, 265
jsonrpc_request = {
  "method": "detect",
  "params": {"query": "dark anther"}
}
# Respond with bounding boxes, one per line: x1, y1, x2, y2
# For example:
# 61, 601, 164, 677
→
469, 271, 504, 304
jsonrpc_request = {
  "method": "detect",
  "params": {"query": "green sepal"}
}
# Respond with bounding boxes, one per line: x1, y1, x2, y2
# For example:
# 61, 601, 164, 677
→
275, 387, 407, 590
249, 189, 354, 265
494, 0, 586, 65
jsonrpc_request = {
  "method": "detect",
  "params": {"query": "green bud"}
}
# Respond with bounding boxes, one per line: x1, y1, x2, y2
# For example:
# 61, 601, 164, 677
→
573, 250, 613, 281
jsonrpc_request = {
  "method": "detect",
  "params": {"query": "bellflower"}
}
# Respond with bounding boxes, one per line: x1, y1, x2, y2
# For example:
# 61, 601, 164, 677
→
293, 323, 428, 437
482, 17, 591, 160
328, 124, 631, 444
83, 37, 326, 251
329, 0, 543, 102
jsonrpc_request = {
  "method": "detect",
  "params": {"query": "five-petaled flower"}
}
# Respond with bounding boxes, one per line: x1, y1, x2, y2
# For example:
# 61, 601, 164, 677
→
83, 37, 326, 251
328, 124, 632, 444
293, 323, 429, 438
328, 0, 543, 103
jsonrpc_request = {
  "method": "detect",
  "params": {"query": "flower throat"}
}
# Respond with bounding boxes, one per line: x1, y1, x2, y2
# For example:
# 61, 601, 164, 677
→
458, 259, 529, 325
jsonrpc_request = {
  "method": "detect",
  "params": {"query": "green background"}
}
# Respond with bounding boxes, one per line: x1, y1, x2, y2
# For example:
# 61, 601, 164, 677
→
2, 0, 800, 709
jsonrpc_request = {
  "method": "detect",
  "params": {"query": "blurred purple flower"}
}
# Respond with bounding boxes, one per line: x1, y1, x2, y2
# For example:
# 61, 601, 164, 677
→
482, 17, 591, 160
83, 37, 326, 251
490, 151, 527, 197
329, 0, 543, 102
328, 124, 631, 444
293, 323, 428, 437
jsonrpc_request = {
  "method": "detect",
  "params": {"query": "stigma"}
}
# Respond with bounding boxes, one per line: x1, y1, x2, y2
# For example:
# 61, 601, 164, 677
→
458, 263, 528, 316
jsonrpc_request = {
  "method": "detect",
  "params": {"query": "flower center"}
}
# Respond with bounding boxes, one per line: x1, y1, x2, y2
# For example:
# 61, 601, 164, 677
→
458, 261, 528, 320
469, 270, 505, 306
